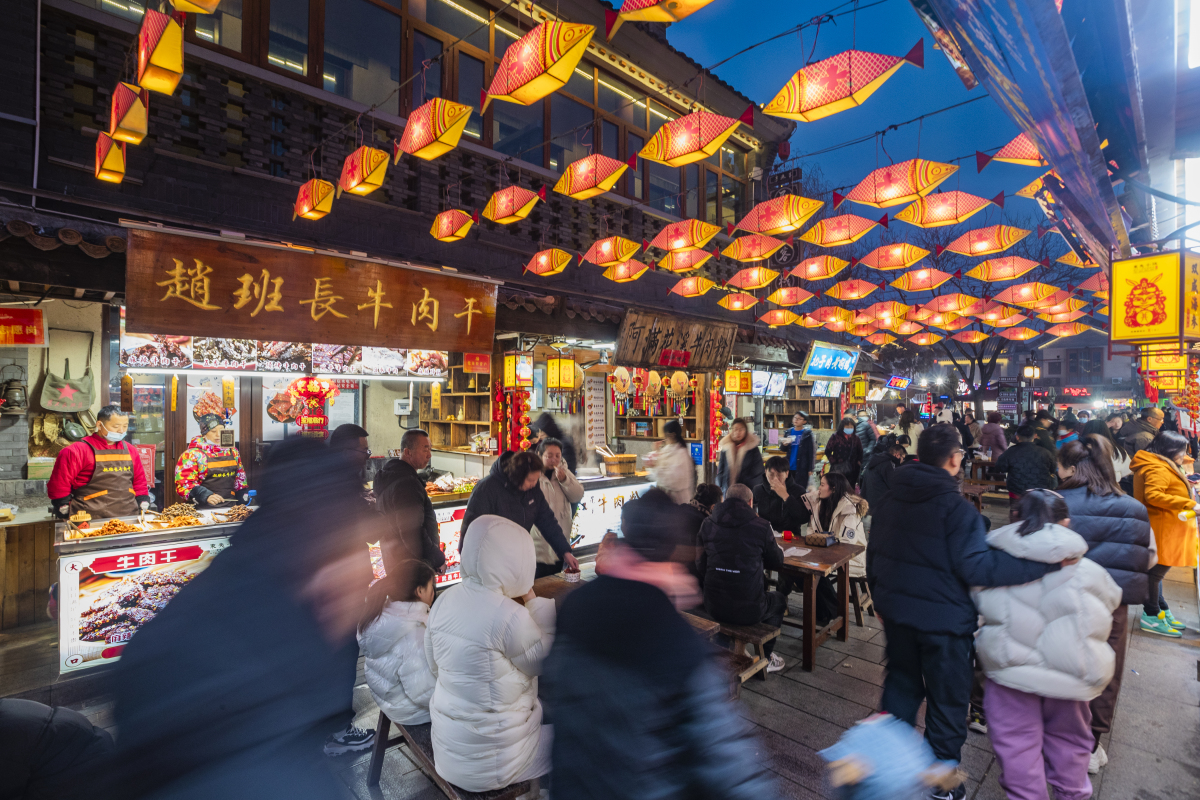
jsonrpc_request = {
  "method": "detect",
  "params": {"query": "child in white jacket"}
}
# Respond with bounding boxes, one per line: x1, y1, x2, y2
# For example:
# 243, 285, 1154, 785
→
972, 489, 1121, 800
357, 561, 438, 726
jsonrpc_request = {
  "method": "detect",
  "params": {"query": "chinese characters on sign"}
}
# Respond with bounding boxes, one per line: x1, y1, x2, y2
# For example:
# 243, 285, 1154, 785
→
615, 309, 738, 370
125, 229, 497, 352
0, 308, 47, 346
801, 342, 861, 382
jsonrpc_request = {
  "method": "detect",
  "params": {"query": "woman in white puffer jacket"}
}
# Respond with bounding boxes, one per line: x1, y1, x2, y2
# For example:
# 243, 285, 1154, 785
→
972, 489, 1121, 800
357, 561, 438, 726
424, 514, 555, 792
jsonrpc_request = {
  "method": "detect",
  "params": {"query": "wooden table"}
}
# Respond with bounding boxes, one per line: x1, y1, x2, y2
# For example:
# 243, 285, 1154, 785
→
532, 574, 719, 641
774, 540, 866, 671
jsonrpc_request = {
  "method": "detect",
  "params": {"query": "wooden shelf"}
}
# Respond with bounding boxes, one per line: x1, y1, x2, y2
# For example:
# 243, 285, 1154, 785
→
615, 435, 700, 442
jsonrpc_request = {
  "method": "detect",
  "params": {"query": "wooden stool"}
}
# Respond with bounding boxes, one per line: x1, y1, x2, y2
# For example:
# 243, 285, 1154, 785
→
713, 649, 755, 698
368, 711, 536, 799
716, 621, 782, 682
848, 576, 874, 627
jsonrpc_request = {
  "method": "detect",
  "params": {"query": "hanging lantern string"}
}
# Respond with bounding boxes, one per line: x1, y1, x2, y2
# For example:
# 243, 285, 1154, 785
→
301, 0, 523, 162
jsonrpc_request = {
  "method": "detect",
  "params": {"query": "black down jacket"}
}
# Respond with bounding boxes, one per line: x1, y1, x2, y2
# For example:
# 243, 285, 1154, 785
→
1057, 486, 1154, 605
375, 458, 446, 572
697, 499, 784, 625
459, 452, 570, 558
860, 451, 899, 511
995, 441, 1058, 495
0, 699, 114, 800
866, 462, 1055, 635
544, 576, 777, 800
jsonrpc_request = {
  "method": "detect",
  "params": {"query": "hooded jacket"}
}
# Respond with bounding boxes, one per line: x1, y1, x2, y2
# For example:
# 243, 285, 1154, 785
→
358, 601, 436, 725
1056, 487, 1154, 605
972, 523, 1122, 701
866, 462, 1055, 635
798, 488, 868, 577
1131, 450, 1199, 568
425, 515, 555, 792
376, 458, 446, 572
977, 422, 1008, 455
544, 576, 778, 800
459, 452, 571, 560
860, 451, 899, 511
715, 432, 765, 494
697, 499, 784, 625
650, 441, 696, 504
995, 441, 1058, 496
1117, 418, 1159, 455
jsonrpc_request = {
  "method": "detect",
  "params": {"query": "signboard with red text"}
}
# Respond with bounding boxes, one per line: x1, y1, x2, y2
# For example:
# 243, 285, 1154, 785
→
58, 536, 229, 673
0, 308, 46, 346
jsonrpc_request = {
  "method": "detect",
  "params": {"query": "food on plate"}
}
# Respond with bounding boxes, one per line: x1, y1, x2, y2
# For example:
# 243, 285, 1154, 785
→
67, 518, 143, 539
215, 504, 253, 522
193, 338, 256, 367
257, 341, 312, 372
164, 515, 202, 528
267, 391, 306, 424
433, 474, 479, 494
120, 335, 192, 368
407, 350, 447, 375
191, 391, 225, 421
313, 343, 362, 373
78, 569, 196, 642
362, 347, 407, 375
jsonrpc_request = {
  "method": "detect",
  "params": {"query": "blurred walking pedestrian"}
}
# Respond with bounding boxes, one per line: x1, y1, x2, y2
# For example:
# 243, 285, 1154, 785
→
1055, 436, 1153, 773
101, 437, 386, 799
544, 503, 777, 800
897, 409, 923, 456
716, 418, 765, 494
647, 419, 696, 504
781, 411, 816, 488
530, 412, 577, 473
1, 698, 114, 800
977, 412, 1009, 457
1118, 407, 1164, 456
974, 490, 1121, 800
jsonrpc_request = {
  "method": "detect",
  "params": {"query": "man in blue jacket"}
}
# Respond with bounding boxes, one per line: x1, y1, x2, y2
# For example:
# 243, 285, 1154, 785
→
867, 424, 1058, 800
782, 411, 815, 487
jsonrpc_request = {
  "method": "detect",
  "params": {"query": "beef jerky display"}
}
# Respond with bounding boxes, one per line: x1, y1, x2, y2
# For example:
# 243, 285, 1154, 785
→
193, 337, 257, 369
258, 340, 312, 373
267, 391, 306, 424
312, 343, 362, 374
120, 334, 192, 368
58, 536, 230, 672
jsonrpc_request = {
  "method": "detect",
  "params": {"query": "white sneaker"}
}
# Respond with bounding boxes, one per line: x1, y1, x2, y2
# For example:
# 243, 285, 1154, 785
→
766, 653, 786, 673
1087, 744, 1107, 774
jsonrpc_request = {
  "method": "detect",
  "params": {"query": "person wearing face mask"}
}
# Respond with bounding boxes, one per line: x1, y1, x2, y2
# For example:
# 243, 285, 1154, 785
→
531, 437, 584, 578
48, 405, 151, 520
174, 414, 248, 507
823, 417, 864, 483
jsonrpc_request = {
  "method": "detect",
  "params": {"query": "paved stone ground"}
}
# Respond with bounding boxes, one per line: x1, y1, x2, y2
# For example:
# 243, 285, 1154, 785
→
18, 500, 1200, 799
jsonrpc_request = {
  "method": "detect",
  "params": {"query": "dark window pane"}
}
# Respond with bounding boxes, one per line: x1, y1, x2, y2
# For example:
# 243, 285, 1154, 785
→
1048, 361, 1062, 375
1068, 352, 1079, 374
566, 66, 593, 103
721, 144, 747, 178
648, 100, 675, 136
598, 74, 644, 128
196, 0, 243, 51
495, 19, 522, 61
550, 94, 592, 173
269, 0, 309, 76
601, 120, 619, 160
721, 174, 742, 226
493, 99, 544, 164
324, 0, 400, 115
648, 162, 681, 216
412, 32, 443, 110
706, 170, 718, 223
458, 53, 485, 139
627, 132, 644, 198
410, 0, 489, 51
685, 164, 698, 218
77, 0, 146, 24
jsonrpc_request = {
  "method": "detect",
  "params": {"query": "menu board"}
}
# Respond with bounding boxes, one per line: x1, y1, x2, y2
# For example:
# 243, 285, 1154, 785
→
583, 374, 608, 454
434, 507, 466, 586
59, 536, 229, 672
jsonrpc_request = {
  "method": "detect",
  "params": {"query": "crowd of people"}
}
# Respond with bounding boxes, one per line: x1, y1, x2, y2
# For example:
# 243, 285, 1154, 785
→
4, 401, 1195, 800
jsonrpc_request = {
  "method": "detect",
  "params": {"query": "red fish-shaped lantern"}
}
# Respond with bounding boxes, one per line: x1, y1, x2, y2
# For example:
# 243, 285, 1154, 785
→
890, 267, 951, 292
763, 41, 924, 122
483, 186, 543, 224
734, 195, 824, 235
639, 109, 750, 167
430, 209, 476, 242
554, 154, 631, 199
799, 214, 885, 247
836, 159, 957, 208
582, 236, 640, 267
397, 98, 473, 161
893, 190, 1000, 228
787, 255, 850, 281
940, 225, 1030, 257
722, 235, 787, 262
485, 21, 595, 107
857, 242, 929, 271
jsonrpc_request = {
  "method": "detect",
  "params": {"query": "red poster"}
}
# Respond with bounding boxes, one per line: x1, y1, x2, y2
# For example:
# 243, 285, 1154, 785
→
0, 308, 46, 346
463, 353, 491, 374
129, 443, 155, 484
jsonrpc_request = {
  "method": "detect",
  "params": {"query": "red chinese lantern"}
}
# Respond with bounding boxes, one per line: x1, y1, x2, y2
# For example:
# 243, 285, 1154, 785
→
286, 376, 341, 440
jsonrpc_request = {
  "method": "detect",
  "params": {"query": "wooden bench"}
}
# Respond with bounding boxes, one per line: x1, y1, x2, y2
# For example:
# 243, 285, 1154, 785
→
713, 649, 756, 698
715, 621, 781, 682
848, 576, 874, 626
367, 711, 536, 799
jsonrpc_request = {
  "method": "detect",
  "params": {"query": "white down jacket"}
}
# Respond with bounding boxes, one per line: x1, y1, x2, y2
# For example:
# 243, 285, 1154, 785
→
358, 600, 436, 726
425, 515, 555, 792
972, 522, 1122, 701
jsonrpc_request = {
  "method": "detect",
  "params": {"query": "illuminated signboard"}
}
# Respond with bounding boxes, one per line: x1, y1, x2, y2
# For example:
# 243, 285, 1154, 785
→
886, 375, 912, 389
801, 342, 860, 382
1061, 387, 1091, 398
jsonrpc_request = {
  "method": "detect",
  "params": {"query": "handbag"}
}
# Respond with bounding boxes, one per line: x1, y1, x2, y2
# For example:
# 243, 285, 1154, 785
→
40, 330, 95, 413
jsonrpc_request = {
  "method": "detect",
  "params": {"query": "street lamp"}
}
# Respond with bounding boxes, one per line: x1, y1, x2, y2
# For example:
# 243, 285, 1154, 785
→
1023, 359, 1041, 380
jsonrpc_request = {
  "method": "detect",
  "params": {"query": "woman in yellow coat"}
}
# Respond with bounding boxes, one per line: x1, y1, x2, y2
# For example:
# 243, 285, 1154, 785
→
1130, 430, 1198, 637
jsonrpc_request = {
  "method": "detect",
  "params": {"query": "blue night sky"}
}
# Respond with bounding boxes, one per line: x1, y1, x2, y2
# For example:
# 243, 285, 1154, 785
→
666, 0, 1043, 205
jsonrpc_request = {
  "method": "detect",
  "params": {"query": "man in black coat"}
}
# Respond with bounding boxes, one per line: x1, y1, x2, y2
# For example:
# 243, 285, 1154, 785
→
1, 698, 114, 800
1033, 410, 1058, 455
1116, 406, 1163, 455
459, 450, 580, 572
860, 439, 906, 512
698, 484, 787, 671
995, 424, 1058, 521
678, 483, 722, 579
376, 429, 446, 573
544, 505, 777, 800
867, 425, 1059, 791
753, 456, 807, 535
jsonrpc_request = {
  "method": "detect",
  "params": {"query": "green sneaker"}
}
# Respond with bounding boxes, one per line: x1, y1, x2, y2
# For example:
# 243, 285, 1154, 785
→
1163, 609, 1187, 630
1141, 613, 1183, 637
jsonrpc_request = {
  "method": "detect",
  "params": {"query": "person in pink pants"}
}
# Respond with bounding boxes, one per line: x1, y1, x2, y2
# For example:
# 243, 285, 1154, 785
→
971, 490, 1122, 800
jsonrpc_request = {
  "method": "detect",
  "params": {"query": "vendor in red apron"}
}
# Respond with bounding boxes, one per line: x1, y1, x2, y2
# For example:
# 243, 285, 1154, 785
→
174, 414, 248, 506
47, 405, 151, 519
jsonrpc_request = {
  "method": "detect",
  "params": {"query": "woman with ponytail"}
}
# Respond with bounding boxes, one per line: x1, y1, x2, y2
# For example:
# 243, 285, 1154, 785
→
1056, 435, 1154, 773
1080, 418, 1130, 480
358, 561, 439, 726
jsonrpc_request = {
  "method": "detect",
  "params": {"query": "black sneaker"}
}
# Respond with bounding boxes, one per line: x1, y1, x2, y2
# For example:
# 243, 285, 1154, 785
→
323, 723, 375, 756
930, 785, 966, 800
968, 706, 988, 734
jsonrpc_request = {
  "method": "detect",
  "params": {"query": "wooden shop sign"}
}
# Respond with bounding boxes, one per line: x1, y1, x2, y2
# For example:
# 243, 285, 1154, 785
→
614, 308, 737, 370
125, 229, 497, 352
